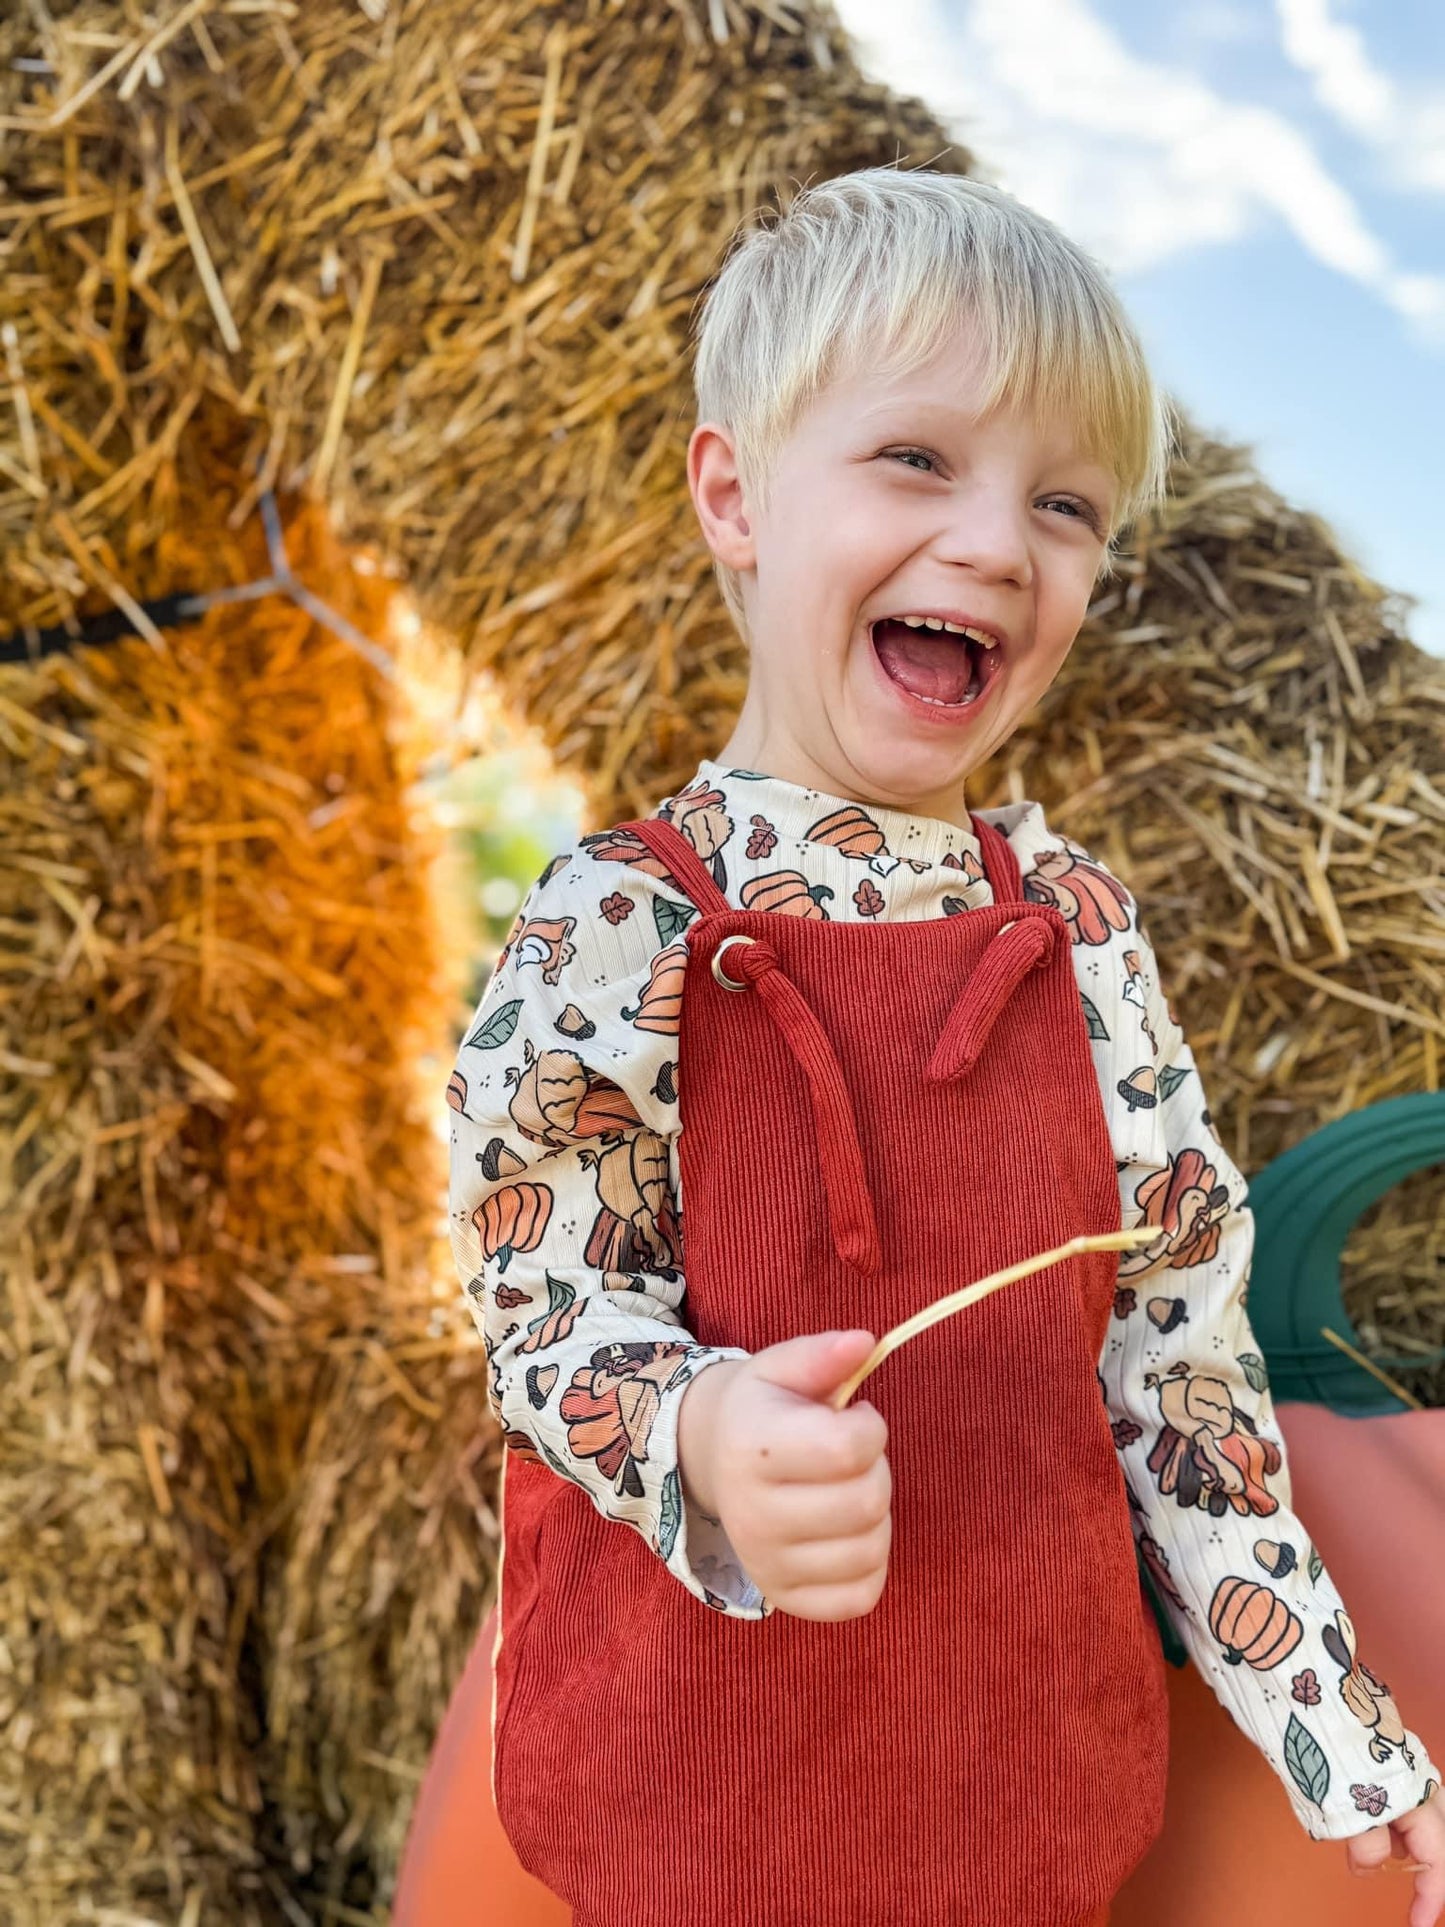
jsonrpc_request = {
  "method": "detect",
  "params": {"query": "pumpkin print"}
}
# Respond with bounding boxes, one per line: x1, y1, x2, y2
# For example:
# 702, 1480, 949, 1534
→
510, 915, 576, 985
559, 1339, 692, 1499
739, 869, 834, 919
621, 942, 688, 1033
804, 803, 900, 874
1118, 1146, 1232, 1276
1145, 1361, 1282, 1518
1024, 846, 1132, 945
471, 1180, 553, 1272
1209, 1576, 1303, 1670
581, 1130, 683, 1275
505, 1043, 589, 1147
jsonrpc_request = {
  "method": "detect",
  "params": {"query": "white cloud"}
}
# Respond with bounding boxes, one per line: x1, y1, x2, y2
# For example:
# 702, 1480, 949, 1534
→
1275, 0, 1445, 194
833, 0, 1445, 348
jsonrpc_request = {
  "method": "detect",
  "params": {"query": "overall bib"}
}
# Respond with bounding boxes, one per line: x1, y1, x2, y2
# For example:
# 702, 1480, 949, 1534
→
491, 811, 1168, 1927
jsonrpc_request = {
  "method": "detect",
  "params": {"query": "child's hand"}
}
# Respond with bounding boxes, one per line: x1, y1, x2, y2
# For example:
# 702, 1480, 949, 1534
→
1345, 1784, 1445, 1926
676, 1330, 892, 1621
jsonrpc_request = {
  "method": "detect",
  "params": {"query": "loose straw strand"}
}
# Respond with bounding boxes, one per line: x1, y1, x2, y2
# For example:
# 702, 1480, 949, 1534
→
828, 1226, 1159, 1411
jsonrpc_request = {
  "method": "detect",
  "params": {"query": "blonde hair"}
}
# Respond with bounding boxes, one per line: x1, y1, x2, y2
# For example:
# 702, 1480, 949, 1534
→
690, 167, 1177, 635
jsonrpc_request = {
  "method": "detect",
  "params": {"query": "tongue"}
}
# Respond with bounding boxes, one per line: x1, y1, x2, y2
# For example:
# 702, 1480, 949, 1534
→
872, 618, 974, 703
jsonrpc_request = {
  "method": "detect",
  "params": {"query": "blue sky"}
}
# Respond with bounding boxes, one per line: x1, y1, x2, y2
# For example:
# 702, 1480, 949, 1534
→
832, 0, 1445, 654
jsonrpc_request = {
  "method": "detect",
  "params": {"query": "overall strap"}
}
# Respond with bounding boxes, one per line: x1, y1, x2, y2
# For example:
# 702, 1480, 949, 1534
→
972, 813, 1025, 906
622, 816, 731, 914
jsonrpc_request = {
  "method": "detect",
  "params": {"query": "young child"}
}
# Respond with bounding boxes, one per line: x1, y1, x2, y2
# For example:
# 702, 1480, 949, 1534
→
447, 169, 1443, 1927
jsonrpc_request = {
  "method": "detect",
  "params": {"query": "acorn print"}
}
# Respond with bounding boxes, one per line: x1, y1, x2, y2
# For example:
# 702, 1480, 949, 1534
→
652, 1060, 678, 1105
477, 1136, 527, 1181
555, 1002, 597, 1042
1146, 1296, 1188, 1334
1254, 1539, 1298, 1579
1119, 1065, 1157, 1111
525, 1362, 560, 1410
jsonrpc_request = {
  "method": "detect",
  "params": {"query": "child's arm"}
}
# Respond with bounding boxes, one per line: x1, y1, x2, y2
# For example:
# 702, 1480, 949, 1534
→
1098, 920, 1441, 1844
447, 846, 768, 1617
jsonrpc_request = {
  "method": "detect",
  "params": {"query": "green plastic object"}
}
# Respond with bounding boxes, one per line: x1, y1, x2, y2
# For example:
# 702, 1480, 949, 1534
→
1135, 1089, 1445, 1667
1245, 1089, 1445, 1416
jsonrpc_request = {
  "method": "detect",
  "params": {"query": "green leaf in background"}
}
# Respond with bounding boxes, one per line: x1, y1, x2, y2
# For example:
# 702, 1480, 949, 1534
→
1284, 1714, 1330, 1808
1238, 1352, 1270, 1394
659, 1467, 682, 1562
466, 998, 523, 1049
654, 894, 696, 946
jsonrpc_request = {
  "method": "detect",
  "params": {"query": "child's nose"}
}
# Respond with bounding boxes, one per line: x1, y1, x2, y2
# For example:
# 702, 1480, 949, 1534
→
932, 490, 1033, 587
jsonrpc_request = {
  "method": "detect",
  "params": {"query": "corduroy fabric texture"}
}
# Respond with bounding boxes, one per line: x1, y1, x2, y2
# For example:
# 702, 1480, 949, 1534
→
490, 813, 1169, 1927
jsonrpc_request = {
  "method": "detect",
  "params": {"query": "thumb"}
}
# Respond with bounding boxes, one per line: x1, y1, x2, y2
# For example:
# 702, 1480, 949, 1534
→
751, 1329, 877, 1404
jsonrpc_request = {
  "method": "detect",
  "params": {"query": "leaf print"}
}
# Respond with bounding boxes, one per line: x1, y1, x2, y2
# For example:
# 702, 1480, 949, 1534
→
494, 1282, 530, 1310
467, 998, 523, 1050
1350, 1784, 1389, 1818
1307, 1544, 1324, 1584
1079, 992, 1109, 1041
539, 1438, 581, 1486
659, 1465, 682, 1561
599, 891, 635, 923
653, 894, 697, 946
746, 814, 777, 859
1114, 1287, 1138, 1320
724, 767, 768, 779
1284, 1714, 1330, 1808
1111, 1418, 1143, 1448
1291, 1669, 1322, 1706
1158, 1064, 1191, 1102
1238, 1352, 1270, 1394
853, 878, 885, 918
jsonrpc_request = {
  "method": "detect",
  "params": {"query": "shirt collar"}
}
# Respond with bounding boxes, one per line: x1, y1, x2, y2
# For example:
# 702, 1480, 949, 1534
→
682, 757, 989, 872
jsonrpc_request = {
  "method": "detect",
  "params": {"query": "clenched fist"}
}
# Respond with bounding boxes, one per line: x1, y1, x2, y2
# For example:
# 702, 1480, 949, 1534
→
677, 1330, 892, 1622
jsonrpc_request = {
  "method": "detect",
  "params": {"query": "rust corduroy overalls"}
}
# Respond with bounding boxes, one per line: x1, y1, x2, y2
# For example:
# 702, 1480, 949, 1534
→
490, 810, 1167, 1926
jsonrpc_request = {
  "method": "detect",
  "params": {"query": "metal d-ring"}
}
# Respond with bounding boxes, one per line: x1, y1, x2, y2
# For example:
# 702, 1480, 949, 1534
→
711, 933, 757, 991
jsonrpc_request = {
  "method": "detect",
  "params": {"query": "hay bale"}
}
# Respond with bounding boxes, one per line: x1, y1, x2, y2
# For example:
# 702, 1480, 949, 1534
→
2, 0, 1442, 1914
0, 479, 464, 1921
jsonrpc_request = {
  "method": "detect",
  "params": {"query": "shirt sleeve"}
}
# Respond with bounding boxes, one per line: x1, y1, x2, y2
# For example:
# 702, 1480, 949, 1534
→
448, 843, 770, 1619
1098, 919, 1441, 1841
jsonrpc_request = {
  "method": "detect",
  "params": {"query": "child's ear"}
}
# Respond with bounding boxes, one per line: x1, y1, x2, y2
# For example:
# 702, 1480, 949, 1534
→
688, 422, 754, 568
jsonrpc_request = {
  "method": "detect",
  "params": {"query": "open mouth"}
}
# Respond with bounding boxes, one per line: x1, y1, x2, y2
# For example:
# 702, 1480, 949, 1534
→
869, 614, 1003, 709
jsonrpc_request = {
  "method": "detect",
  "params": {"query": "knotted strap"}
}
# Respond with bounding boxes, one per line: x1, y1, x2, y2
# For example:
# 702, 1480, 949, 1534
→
925, 916, 1057, 1084
717, 937, 882, 1277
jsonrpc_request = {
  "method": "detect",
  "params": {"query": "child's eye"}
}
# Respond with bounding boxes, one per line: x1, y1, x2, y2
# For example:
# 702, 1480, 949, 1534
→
1041, 495, 1104, 534
886, 447, 939, 473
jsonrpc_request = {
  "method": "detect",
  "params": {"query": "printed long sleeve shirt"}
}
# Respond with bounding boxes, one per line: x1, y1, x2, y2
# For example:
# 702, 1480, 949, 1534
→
447, 756, 1440, 1842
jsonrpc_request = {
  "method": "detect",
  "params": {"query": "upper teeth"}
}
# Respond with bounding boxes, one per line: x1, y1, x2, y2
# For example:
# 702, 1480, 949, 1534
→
891, 615, 998, 648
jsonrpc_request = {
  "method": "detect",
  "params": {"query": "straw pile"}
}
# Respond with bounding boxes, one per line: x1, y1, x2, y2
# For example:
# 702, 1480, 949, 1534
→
2, 0, 1442, 1916
0, 473, 474, 1920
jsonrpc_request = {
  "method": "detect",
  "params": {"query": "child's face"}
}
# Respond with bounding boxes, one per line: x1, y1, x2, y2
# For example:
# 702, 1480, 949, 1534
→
689, 324, 1117, 824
